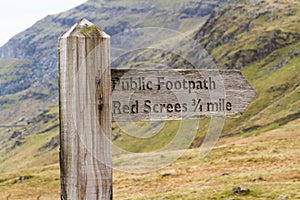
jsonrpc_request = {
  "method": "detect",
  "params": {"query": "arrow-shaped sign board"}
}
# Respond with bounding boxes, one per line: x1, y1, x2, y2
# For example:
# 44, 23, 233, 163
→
111, 69, 256, 122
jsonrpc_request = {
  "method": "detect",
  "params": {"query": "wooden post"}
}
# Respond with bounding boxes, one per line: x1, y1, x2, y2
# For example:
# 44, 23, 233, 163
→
58, 18, 112, 199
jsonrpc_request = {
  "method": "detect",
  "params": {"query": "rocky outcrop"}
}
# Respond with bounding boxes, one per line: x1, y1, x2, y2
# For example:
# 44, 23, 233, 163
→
194, 3, 300, 69
38, 134, 59, 153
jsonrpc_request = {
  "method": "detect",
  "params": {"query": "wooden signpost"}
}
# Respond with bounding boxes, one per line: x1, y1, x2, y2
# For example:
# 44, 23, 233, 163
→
58, 19, 256, 199
59, 19, 112, 200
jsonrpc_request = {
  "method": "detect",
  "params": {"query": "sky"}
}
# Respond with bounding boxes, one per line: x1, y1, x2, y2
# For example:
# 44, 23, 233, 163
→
0, 0, 87, 46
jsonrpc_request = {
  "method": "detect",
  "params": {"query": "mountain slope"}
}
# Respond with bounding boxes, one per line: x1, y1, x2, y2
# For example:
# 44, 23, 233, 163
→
0, 1, 299, 199
109, 0, 300, 149
0, 119, 299, 199
0, 0, 299, 177
192, 0, 300, 142
195, 0, 300, 68
0, 0, 234, 172
0, 0, 228, 128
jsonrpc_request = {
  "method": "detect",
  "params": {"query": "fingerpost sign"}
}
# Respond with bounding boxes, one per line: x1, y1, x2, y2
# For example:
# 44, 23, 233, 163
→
58, 19, 256, 200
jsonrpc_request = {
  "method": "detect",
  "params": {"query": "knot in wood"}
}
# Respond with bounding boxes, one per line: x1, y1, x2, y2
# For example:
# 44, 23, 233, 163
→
98, 94, 104, 110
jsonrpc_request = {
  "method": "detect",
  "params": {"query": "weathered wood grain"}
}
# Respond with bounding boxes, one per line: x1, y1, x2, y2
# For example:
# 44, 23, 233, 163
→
111, 69, 256, 122
59, 18, 112, 200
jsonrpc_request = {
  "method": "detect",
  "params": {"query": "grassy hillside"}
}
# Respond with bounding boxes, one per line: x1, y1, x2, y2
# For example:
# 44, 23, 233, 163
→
0, 0, 299, 199
0, 119, 299, 199
0, 0, 229, 156
198, 0, 300, 141
0, 0, 230, 173
0, 105, 59, 173
0, 0, 299, 168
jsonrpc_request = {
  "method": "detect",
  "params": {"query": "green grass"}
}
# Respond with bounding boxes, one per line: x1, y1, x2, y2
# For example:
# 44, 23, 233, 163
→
0, 105, 59, 173
0, 119, 298, 199
113, 120, 199, 153
112, 119, 300, 199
